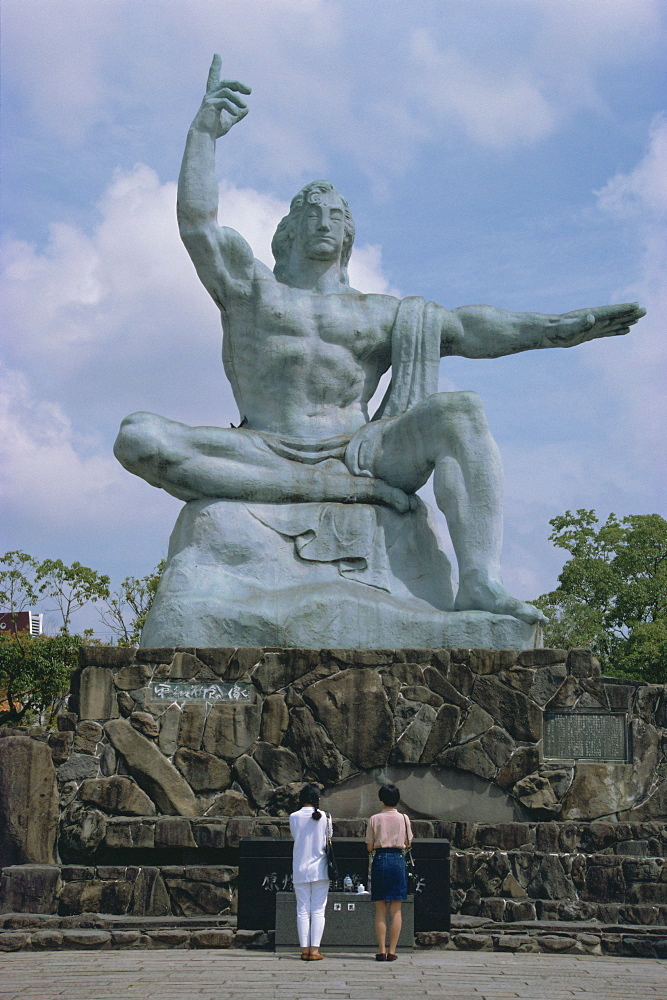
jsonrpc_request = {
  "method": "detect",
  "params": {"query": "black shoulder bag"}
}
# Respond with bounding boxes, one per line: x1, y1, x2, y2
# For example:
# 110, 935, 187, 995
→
402, 813, 417, 894
325, 812, 339, 884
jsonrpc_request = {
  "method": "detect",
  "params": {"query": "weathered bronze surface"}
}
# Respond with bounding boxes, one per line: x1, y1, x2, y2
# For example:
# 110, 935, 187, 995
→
544, 712, 628, 761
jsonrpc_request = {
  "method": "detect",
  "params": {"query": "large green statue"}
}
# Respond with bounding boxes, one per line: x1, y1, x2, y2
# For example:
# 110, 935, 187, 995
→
114, 57, 644, 650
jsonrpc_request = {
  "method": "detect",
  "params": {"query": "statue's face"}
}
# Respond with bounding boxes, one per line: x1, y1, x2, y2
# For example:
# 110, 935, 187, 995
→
296, 191, 346, 263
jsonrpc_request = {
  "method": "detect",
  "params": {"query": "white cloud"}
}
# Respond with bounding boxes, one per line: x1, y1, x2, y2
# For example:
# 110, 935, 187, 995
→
409, 29, 556, 150
530, 0, 662, 109
3, 0, 663, 216
537, 0, 662, 59
2, 0, 117, 144
596, 116, 667, 221
0, 360, 178, 596
589, 116, 667, 473
2, 166, 189, 373
2, 0, 348, 176
407, 1, 663, 152
348, 244, 400, 297
0, 365, 136, 531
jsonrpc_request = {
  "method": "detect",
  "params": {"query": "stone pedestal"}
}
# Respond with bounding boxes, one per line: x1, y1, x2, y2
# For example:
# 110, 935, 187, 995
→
52, 645, 666, 826
1, 646, 665, 934
141, 499, 541, 651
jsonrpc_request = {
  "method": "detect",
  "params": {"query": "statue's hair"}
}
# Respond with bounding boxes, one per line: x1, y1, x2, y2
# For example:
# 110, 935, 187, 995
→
272, 180, 355, 285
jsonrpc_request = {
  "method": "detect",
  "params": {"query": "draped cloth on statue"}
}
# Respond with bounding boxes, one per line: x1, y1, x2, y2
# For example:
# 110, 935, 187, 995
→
250, 503, 392, 592
370, 295, 441, 421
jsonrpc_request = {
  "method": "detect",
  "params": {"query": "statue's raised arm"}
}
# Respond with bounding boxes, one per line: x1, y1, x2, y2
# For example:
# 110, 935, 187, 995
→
176, 55, 255, 306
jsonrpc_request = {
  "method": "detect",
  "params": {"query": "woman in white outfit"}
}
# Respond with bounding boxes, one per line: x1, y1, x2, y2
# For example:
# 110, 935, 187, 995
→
289, 783, 330, 961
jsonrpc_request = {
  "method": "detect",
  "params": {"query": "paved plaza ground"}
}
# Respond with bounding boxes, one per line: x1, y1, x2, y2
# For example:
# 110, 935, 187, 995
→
1, 949, 665, 1000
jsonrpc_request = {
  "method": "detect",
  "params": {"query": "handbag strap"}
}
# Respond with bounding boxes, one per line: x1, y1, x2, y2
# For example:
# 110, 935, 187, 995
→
402, 813, 415, 864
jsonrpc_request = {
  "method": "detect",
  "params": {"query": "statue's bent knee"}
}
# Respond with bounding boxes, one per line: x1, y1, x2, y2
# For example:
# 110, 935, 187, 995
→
450, 389, 482, 411
427, 390, 486, 430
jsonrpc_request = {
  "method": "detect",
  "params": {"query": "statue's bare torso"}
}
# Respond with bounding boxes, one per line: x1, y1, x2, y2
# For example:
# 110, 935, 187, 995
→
222, 270, 398, 438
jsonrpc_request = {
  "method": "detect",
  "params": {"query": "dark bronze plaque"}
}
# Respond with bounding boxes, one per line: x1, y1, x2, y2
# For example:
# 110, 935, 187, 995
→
544, 712, 628, 761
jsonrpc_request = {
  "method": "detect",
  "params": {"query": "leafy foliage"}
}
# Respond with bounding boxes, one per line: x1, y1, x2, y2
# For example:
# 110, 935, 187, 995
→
35, 559, 110, 633
0, 550, 40, 618
98, 559, 166, 645
0, 551, 110, 634
535, 510, 667, 682
0, 630, 81, 726
0, 550, 163, 726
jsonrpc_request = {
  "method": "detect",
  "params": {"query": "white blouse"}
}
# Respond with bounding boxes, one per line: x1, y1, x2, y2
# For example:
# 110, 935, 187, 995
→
289, 806, 329, 883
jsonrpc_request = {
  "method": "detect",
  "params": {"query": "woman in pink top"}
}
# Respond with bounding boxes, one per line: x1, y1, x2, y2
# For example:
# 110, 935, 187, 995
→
365, 783, 413, 962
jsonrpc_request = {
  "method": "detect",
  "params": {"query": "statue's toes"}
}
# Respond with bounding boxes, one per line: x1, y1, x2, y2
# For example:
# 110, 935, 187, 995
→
515, 602, 548, 625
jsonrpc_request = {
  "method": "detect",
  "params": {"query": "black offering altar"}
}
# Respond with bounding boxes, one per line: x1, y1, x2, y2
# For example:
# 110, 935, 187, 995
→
237, 837, 450, 933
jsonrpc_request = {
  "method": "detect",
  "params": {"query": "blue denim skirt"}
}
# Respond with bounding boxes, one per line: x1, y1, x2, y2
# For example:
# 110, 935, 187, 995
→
370, 848, 408, 901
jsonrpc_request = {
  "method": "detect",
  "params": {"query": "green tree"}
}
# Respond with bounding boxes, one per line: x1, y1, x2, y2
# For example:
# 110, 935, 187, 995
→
1, 552, 110, 725
0, 631, 81, 726
97, 559, 165, 645
0, 550, 40, 620
35, 559, 110, 633
534, 510, 667, 682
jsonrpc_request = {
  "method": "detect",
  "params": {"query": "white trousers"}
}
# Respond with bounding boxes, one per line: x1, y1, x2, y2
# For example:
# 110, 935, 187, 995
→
293, 879, 329, 948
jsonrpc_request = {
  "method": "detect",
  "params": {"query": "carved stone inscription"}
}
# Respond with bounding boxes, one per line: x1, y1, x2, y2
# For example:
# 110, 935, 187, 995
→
150, 681, 250, 704
544, 712, 628, 761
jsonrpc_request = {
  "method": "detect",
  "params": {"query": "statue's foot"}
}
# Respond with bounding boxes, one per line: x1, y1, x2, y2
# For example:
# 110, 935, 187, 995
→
454, 573, 548, 625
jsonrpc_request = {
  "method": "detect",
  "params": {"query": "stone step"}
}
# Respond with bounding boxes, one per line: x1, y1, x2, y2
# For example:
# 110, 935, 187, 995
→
419, 915, 667, 960
76, 815, 667, 857
452, 894, 667, 926
448, 847, 667, 917
3, 852, 666, 921
0, 915, 261, 953
1, 913, 665, 958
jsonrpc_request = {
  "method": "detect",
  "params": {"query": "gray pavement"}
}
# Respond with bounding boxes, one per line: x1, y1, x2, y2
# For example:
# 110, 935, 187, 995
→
0, 950, 665, 1000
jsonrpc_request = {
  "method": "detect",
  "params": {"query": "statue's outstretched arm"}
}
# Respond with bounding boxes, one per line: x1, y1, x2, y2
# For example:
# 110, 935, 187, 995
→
440, 302, 645, 359
177, 55, 255, 304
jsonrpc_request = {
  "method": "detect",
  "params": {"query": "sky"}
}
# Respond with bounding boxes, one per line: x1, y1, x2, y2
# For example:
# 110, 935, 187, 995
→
1, 0, 665, 638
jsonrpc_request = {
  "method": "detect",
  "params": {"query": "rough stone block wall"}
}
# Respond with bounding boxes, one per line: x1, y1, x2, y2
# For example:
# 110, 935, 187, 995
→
1, 645, 666, 927
0, 862, 236, 918
53, 645, 667, 825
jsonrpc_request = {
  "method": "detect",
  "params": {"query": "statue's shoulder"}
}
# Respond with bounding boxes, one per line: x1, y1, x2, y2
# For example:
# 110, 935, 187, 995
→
347, 288, 401, 322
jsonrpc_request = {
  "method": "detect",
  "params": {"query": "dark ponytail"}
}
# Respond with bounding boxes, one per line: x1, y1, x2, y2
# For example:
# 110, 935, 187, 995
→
298, 782, 322, 820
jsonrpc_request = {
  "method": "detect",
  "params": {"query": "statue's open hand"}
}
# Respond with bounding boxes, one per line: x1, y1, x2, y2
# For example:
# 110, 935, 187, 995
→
547, 302, 645, 347
195, 54, 251, 139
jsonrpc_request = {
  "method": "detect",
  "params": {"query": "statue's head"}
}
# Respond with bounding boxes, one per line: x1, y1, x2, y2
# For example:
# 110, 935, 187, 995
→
272, 181, 355, 284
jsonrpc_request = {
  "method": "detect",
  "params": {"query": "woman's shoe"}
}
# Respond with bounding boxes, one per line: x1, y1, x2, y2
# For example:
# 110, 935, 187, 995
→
375, 953, 387, 961
300, 950, 309, 961
386, 953, 398, 961
309, 952, 325, 961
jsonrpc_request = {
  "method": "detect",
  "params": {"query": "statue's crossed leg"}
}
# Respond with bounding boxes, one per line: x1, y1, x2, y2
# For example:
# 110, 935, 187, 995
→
114, 411, 413, 511
114, 391, 545, 625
